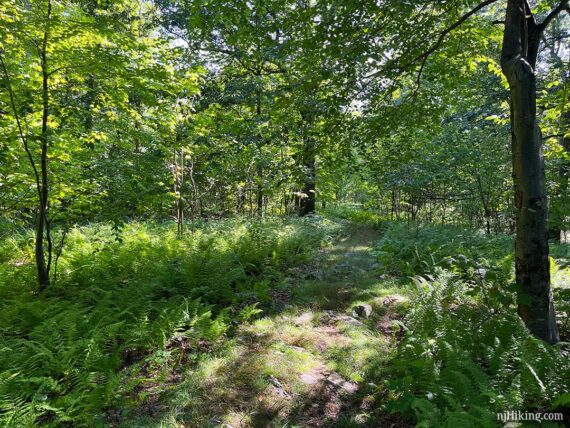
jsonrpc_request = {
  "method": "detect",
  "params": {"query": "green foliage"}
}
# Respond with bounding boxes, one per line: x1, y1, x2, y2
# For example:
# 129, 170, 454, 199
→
551, 254, 570, 336
374, 222, 513, 283
0, 217, 342, 426
323, 205, 385, 226
387, 270, 569, 427
0, 0, 569, 424
373, 222, 570, 425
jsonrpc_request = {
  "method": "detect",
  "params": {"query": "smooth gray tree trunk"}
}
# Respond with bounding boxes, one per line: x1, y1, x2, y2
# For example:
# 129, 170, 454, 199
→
500, 0, 559, 344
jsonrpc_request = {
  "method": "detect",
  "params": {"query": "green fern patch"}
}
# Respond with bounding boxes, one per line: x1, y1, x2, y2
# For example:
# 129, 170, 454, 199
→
386, 270, 569, 427
0, 217, 342, 426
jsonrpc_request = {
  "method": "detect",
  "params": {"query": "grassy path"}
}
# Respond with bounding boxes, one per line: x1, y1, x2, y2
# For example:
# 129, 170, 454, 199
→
124, 223, 410, 427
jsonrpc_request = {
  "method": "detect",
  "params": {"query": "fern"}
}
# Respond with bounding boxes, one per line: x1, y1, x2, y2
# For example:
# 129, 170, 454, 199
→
0, 217, 342, 426
389, 270, 570, 427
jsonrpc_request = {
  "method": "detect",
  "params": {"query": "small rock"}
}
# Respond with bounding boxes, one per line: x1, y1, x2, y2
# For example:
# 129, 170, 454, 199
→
269, 375, 284, 389
352, 304, 373, 319
326, 372, 358, 394
300, 372, 324, 385
342, 316, 364, 327
321, 310, 363, 327
288, 345, 306, 352
268, 376, 290, 397
379, 294, 407, 306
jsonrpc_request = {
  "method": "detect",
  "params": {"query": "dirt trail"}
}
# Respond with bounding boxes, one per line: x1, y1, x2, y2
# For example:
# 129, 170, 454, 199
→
125, 223, 410, 427
205, 223, 409, 427
321, 223, 382, 272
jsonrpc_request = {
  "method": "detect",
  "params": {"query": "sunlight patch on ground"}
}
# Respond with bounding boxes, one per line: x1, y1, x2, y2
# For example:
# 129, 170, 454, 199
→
117, 223, 410, 427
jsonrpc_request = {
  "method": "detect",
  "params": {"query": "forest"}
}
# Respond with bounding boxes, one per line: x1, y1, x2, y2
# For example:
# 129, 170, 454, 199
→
0, 0, 569, 426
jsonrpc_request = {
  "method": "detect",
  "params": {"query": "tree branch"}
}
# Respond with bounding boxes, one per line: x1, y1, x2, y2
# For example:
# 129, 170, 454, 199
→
0, 54, 43, 200
414, 0, 501, 84
537, 0, 569, 32
543, 133, 565, 140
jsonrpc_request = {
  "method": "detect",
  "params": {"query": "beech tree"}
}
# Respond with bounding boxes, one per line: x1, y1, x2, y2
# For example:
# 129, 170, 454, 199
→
1, 0, 567, 346
337, 0, 568, 342
417, 0, 568, 343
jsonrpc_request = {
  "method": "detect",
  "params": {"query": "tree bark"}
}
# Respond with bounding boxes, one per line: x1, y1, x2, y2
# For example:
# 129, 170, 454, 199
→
299, 110, 316, 216
256, 181, 263, 218
299, 144, 316, 216
256, 93, 263, 219
475, 173, 492, 235
35, 0, 53, 290
176, 149, 184, 236
500, 0, 559, 343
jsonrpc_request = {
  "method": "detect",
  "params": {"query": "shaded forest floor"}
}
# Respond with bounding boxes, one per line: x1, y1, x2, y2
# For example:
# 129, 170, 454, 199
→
120, 224, 411, 427
1, 215, 568, 427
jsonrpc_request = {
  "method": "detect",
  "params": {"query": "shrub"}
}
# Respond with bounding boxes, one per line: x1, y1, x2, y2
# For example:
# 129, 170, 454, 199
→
323, 204, 384, 226
374, 223, 570, 426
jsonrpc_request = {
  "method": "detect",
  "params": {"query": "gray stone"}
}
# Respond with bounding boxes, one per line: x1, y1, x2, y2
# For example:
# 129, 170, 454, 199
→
321, 310, 364, 327
474, 268, 487, 280
326, 372, 358, 394
352, 304, 373, 319
268, 376, 290, 397
294, 312, 313, 326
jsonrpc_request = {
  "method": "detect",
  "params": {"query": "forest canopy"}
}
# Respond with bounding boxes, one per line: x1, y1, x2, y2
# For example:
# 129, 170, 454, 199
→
0, 0, 569, 426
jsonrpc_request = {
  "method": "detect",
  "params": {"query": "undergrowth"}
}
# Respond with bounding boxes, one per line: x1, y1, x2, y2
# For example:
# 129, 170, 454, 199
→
0, 217, 343, 427
374, 222, 514, 282
373, 222, 570, 427
322, 205, 384, 226
2, 217, 568, 427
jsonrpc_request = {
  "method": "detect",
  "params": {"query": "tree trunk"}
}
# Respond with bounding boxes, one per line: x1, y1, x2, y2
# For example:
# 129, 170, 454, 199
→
255, 93, 263, 219
177, 149, 184, 236
237, 187, 246, 215
256, 182, 263, 218
36, 0, 53, 290
299, 112, 316, 217
299, 149, 316, 216
500, 0, 559, 344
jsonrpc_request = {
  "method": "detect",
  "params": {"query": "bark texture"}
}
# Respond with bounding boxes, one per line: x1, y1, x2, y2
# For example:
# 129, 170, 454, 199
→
500, 0, 559, 343
37, 0, 53, 290
299, 143, 316, 216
